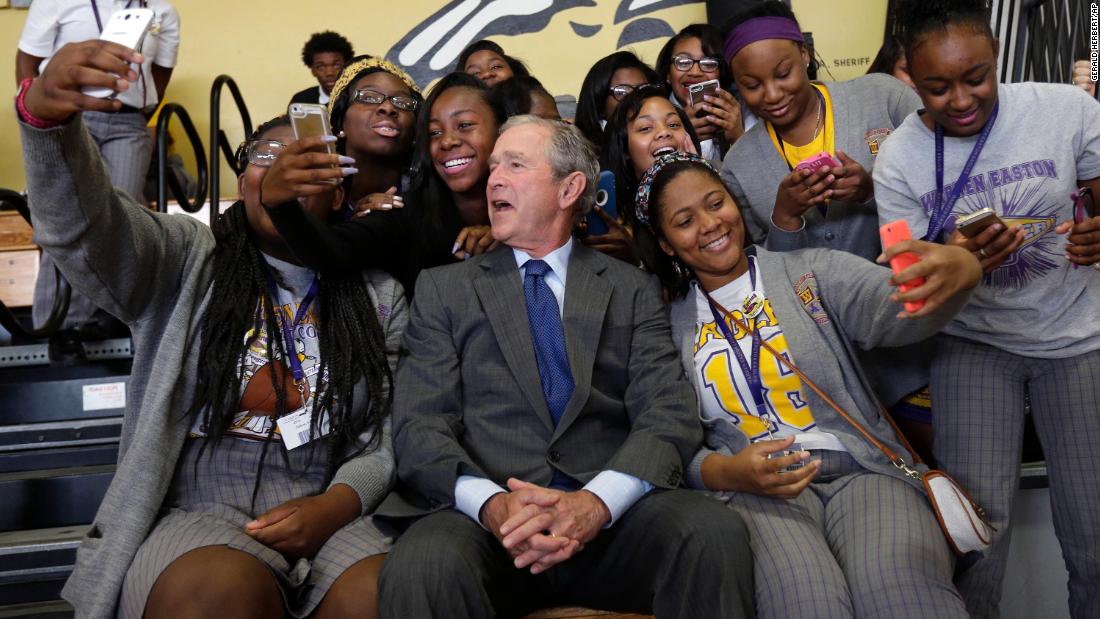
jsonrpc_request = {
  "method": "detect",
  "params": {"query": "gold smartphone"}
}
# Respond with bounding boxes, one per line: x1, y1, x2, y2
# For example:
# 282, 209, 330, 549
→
956, 208, 1005, 238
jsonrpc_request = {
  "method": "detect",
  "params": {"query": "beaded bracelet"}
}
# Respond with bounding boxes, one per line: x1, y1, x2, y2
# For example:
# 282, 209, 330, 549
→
15, 77, 63, 130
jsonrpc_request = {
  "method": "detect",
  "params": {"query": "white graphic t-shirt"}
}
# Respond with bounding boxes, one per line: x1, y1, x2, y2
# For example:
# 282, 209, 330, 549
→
190, 255, 323, 443
691, 260, 845, 451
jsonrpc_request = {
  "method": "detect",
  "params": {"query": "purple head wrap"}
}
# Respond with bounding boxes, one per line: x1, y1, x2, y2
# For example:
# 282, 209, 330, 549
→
723, 16, 805, 62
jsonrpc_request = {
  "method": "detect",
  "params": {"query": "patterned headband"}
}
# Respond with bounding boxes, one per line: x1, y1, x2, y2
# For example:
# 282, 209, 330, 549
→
327, 57, 422, 116
634, 152, 720, 232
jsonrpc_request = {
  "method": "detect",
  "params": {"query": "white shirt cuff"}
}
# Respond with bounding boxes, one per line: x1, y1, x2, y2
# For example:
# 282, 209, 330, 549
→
583, 470, 653, 527
454, 475, 506, 528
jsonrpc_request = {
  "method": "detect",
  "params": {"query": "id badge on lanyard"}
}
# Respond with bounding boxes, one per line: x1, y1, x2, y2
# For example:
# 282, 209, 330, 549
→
704, 259, 780, 436
924, 101, 999, 242
266, 274, 328, 450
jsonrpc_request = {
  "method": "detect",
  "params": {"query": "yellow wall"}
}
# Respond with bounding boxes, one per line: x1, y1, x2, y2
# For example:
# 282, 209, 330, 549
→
0, 1, 887, 195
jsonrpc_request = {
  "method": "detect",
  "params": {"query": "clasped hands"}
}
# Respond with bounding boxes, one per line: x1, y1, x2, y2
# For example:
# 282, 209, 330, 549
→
479, 478, 611, 575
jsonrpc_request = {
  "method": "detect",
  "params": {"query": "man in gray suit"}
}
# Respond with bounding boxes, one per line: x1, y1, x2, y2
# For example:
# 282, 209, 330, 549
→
377, 116, 754, 618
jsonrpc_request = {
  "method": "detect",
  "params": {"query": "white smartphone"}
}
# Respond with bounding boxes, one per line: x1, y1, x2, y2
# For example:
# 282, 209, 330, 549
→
82, 8, 155, 99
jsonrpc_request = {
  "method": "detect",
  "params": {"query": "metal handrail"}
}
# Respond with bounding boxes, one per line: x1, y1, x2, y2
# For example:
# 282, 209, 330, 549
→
0, 189, 71, 340
209, 75, 253, 226
155, 103, 208, 215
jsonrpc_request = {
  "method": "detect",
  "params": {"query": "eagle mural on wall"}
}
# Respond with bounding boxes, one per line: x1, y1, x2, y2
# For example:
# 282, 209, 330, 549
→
384, 0, 701, 86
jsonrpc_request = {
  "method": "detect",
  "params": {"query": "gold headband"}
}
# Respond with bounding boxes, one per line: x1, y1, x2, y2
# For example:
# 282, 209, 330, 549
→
327, 57, 422, 116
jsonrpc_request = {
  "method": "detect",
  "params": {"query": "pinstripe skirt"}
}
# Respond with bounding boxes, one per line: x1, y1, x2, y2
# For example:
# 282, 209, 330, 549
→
118, 437, 391, 619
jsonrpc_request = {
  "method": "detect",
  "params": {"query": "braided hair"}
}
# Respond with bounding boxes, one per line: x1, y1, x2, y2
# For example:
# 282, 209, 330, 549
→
187, 116, 393, 506
895, 0, 994, 60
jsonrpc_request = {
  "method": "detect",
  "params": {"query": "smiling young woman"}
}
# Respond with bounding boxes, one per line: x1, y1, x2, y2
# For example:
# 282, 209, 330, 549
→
633, 153, 979, 619
874, 1, 1100, 617
265, 72, 508, 296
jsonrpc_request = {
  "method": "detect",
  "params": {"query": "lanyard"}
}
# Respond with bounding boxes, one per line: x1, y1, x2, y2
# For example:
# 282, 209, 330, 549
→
925, 100, 999, 241
703, 260, 776, 435
265, 275, 320, 390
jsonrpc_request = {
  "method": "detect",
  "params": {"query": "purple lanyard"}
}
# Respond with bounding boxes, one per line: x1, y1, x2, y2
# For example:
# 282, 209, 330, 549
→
266, 275, 320, 385
924, 100, 999, 241
705, 261, 771, 426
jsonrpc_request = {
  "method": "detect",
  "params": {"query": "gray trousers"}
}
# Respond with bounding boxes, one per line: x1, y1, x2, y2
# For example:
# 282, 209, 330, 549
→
727, 450, 966, 619
33, 110, 152, 329
378, 489, 755, 618
932, 335, 1100, 619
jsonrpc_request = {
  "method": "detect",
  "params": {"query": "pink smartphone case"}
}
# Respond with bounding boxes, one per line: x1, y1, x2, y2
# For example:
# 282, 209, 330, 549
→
879, 220, 926, 313
794, 152, 841, 174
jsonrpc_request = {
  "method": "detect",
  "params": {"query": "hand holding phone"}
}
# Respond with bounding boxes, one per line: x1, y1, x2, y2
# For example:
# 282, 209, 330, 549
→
688, 79, 720, 109
584, 170, 618, 236
81, 9, 155, 99
955, 207, 1006, 239
794, 152, 842, 175
880, 220, 926, 313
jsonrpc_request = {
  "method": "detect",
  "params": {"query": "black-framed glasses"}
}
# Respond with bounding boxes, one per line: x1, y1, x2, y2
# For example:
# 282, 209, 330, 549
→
672, 54, 721, 73
235, 139, 286, 170
351, 88, 418, 111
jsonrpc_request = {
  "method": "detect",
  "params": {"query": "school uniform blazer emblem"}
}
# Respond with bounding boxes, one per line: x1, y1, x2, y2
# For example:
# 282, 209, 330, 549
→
864, 128, 892, 156
795, 273, 829, 325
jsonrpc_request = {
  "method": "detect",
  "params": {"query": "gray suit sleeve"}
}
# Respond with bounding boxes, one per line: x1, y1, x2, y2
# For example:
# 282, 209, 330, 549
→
808, 249, 970, 350
20, 117, 205, 324
607, 276, 703, 487
390, 270, 484, 508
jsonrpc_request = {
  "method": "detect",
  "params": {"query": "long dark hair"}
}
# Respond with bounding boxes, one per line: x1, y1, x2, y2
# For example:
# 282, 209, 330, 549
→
455, 39, 533, 81
656, 24, 735, 99
600, 86, 700, 227
406, 72, 507, 258
634, 159, 744, 299
575, 51, 660, 148
895, 0, 994, 61
187, 116, 393, 505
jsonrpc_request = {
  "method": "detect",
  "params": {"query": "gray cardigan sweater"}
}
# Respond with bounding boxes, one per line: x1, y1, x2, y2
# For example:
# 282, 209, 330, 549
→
672, 247, 971, 492
20, 118, 407, 619
721, 74, 920, 262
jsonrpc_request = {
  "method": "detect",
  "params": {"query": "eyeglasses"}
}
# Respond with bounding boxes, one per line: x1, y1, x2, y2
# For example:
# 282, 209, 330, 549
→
234, 139, 286, 170
609, 82, 660, 100
351, 88, 418, 111
1073, 187, 1094, 223
672, 54, 721, 73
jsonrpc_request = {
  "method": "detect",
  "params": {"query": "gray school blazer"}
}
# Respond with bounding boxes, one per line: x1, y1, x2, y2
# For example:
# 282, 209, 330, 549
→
669, 247, 971, 491
721, 73, 920, 262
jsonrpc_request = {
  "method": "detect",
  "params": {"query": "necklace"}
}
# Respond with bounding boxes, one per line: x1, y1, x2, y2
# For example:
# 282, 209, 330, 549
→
810, 88, 823, 141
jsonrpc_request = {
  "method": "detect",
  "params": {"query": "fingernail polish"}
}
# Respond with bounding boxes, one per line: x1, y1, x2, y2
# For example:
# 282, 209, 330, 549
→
322, 135, 339, 143
341, 167, 359, 175
338, 155, 356, 164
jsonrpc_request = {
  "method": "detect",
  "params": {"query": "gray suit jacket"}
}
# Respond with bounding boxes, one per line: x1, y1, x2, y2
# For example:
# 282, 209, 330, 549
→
721, 74, 921, 262
378, 243, 701, 518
